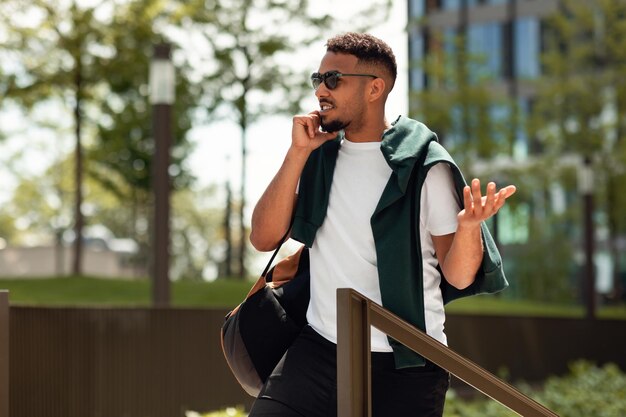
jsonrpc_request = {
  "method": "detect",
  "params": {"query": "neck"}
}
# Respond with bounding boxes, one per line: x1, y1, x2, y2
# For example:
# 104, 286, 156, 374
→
344, 113, 390, 143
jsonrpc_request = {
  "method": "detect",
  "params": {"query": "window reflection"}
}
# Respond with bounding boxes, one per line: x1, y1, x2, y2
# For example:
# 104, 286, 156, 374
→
467, 23, 503, 81
514, 18, 541, 79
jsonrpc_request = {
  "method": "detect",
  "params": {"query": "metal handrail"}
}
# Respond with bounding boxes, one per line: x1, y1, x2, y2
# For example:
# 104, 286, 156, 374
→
336, 288, 559, 417
0, 290, 9, 417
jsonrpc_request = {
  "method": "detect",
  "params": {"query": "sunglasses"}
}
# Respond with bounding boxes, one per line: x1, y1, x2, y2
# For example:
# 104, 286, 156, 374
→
310, 70, 378, 90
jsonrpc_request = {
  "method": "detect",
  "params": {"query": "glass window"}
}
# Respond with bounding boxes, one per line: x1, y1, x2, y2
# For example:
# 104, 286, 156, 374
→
409, 31, 425, 91
442, 0, 461, 10
409, 0, 424, 18
467, 23, 503, 81
490, 104, 509, 146
513, 97, 530, 160
514, 18, 541, 79
447, 105, 465, 146
443, 28, 458, 87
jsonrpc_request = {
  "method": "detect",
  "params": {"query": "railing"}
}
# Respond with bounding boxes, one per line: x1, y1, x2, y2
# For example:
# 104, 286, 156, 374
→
0, 291, 8, 417
336, 288, 559, 417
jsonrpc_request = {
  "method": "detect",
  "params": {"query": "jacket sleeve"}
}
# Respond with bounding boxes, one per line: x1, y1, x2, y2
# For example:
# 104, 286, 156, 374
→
423, 142, 509, 304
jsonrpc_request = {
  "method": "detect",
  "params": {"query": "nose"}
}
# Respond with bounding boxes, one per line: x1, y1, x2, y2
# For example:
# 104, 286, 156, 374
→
315, 82, 330, 99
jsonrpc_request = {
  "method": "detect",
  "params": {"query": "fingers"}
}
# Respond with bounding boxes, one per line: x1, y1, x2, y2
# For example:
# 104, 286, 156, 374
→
485, 181, 497, 213
305, 113, 320, 139
463, 183, 473, 211
292, 111, 337, 153
471, 179, 483, 216
293, 112, 336, 139
462, 179, 517, 222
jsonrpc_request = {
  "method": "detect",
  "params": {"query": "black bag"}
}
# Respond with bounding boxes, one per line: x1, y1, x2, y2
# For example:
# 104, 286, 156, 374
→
220, 243, 310, 397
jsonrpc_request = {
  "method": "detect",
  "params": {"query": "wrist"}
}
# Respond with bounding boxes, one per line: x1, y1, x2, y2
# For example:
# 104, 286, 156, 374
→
456, 221, 482, 234
287, 145, 311, 161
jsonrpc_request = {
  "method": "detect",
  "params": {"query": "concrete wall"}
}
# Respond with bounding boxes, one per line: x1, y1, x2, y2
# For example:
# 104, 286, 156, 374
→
0, 246, 140, 278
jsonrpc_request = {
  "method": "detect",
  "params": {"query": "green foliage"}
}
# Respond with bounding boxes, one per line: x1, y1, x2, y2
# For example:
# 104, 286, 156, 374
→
528, 0, 626, 299
0, 212, 17, 244
174, 0, 332, 125
0, 0, 197, 277
444, 389, 517, 417
536, 361, 626, 417
170, 186, 225, 281
89, 0, 199, 195
443, 361, 626, 417
186, 406, 247, 417
5, 156, 74, 243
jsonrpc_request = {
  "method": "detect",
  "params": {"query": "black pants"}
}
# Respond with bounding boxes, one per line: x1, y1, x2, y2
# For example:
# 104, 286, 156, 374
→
248, 325, 450, 417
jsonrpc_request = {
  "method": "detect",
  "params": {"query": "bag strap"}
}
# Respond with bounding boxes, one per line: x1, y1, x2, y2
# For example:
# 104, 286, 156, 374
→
260, 222, 293, 280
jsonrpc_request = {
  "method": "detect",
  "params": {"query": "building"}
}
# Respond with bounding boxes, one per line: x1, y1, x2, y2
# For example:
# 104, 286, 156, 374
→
407, 0, 625, 302
408, 0, 558, 156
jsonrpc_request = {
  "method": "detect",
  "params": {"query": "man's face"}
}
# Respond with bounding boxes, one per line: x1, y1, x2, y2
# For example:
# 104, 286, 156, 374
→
315, 52, 368, 133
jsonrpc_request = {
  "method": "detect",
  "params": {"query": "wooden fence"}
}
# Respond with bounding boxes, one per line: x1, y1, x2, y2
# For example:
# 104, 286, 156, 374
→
0, 298, 625, 416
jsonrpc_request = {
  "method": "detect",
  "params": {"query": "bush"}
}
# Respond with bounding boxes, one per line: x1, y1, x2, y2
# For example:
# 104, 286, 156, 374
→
537, 361, 626, 417
186, 406, 247, 417
444, 361, 626, 417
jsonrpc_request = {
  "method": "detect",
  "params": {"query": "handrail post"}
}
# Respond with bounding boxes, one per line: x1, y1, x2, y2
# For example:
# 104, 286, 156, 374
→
337, 288, 372, 417
0, 291, 9, 417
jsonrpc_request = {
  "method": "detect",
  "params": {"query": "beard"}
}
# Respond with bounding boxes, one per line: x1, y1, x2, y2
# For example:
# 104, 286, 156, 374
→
320, 117, 349, 133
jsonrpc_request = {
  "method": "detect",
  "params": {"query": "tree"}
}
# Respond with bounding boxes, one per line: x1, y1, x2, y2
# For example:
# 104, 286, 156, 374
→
408, 18, 578, 302
171, 186, 224, 280
0, 0, 200, 277
87, 0, 200, 274
4, 152, 226, 279
172, 0, 392, 278
170, 0, 330, 278
529, 0, 626, 301
0, 0, 113, 275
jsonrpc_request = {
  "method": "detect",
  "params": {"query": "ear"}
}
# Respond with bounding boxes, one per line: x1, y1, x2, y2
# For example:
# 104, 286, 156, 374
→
368, 77, 387, 103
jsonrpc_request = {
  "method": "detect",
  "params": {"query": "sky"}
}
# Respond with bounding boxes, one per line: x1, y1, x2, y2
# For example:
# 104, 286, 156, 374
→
0, 0, 409, 226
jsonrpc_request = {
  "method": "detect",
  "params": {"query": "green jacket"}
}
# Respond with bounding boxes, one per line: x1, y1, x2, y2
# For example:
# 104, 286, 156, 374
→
291, 116, 508, 368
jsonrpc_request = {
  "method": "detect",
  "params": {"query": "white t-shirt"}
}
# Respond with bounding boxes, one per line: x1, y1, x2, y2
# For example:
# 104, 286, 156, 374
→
306, 138, 460, 350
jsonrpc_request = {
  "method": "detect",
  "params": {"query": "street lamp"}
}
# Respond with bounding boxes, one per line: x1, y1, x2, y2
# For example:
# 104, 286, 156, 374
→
578, 156, 595, 319
149, 43, 175, 307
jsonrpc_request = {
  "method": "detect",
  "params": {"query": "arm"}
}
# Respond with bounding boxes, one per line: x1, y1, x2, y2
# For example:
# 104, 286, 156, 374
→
433, 179, 516, 290
249, 111, 336, 251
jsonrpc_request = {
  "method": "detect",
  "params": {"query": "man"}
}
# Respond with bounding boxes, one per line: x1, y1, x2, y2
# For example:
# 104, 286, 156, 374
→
248, 32, 516, 417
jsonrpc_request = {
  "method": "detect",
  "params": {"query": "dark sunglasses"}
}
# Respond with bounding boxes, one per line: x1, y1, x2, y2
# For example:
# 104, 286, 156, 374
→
310, 70, 378, 90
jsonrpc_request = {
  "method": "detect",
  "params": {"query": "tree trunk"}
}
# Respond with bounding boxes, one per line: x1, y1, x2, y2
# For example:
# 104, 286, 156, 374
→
609, 92, 624, 301
72, 63, 84, 276
223, 178, 233, 277
238, 123, 247, 279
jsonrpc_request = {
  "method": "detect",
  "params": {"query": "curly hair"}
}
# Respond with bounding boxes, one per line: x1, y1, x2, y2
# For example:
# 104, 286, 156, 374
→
326, 32, 397, 87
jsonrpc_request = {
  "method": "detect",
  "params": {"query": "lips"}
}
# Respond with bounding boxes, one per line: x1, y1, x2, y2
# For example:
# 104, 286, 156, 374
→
320, 100, 335, 113
319, 101, 335, 113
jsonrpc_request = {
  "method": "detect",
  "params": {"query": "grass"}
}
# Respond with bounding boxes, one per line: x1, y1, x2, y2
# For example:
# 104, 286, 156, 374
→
446, 294, 626, 319
0, 276, 625, 319
0, 276, 254, 308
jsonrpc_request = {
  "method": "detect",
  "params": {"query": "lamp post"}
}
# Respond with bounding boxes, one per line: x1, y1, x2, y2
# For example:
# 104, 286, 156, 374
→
578, 156, 595, 320
149, 43, 175, 307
